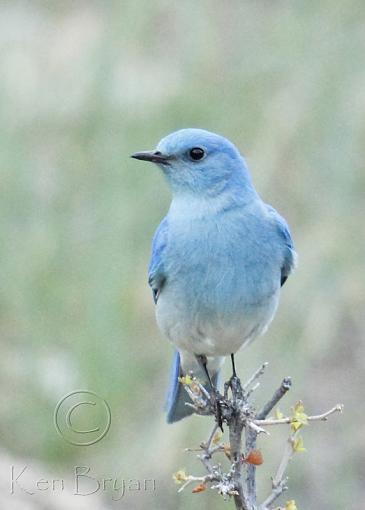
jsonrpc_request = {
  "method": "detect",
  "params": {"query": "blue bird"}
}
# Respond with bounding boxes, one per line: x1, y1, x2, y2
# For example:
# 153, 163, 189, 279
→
132, 129, 296, 424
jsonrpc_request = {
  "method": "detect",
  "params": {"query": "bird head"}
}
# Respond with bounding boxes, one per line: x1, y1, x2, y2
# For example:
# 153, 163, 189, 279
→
131, 128, 255, 199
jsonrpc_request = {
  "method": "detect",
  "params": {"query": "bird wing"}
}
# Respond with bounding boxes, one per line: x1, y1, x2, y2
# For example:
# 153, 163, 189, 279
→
266, 205, 297, 286
148, 216, 168, 303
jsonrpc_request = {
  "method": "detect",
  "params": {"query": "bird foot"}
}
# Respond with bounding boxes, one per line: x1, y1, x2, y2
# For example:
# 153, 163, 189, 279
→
225, 373, 244, 403
228, 373, 242, 392
211, 389, 224, 432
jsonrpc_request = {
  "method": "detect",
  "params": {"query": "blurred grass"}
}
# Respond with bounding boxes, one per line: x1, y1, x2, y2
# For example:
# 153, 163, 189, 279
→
0, 1, 364, 509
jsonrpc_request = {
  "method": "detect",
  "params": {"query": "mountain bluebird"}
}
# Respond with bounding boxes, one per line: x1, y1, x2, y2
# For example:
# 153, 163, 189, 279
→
132, 129, 296, 424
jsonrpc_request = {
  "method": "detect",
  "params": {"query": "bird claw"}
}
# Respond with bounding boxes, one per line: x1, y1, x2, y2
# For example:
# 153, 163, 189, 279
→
228, 374, 242, 393
210, 389, 225, 432
216, 401, 224, 432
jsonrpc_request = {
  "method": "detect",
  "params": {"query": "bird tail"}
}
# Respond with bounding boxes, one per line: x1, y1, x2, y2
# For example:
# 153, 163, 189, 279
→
165, 350, 219, 423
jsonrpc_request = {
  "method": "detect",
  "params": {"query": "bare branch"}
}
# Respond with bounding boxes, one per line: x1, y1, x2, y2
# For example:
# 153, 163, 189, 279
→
257, 377, 292, 420
177, 473, 218, 493
255, 404, 344, 427
246, 375, 292, 508
175, 364, 343, 510
273, 429, 301, 489
260, 477, 288, 510
247, 420, 270, 435
243, 362, 269, 391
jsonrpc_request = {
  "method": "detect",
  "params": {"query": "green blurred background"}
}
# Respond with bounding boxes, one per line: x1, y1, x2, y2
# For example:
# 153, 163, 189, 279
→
0, 1, 364, 509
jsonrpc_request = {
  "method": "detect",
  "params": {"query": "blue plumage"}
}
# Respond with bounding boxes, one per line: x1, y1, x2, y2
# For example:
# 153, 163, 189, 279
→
132, 128, 296, 423
165, 350, 220, 423
148, 217, 168, 303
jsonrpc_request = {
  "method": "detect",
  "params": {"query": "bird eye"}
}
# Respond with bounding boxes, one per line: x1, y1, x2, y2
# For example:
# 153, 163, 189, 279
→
189, 147, 205, 161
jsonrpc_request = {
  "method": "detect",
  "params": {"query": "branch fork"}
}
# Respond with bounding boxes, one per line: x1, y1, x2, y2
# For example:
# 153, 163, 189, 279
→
174, 363, 343, 510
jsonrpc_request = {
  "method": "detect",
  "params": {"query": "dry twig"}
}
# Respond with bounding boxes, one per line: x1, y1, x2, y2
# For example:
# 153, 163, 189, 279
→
173, 364, 343, 510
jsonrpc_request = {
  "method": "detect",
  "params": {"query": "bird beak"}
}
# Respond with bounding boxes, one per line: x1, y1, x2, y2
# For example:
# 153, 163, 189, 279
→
130, 150, 171, 165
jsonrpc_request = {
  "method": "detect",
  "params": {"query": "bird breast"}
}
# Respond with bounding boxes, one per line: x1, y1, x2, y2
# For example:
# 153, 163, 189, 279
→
155, 200, 282, 355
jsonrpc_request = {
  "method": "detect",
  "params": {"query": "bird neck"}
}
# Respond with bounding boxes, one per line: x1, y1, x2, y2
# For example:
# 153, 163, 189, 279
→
169, 182, 258, 220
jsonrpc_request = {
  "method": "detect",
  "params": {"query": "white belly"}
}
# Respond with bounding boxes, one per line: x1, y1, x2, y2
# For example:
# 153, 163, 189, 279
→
155, 288, 279, 357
